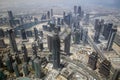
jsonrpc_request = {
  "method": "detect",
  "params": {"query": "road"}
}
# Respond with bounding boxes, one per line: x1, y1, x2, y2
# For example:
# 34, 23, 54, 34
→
61, 55, 101, 80
87, 36, 106, 60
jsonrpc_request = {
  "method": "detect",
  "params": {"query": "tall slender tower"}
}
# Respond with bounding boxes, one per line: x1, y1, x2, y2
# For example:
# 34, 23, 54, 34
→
34, 28, 38, 41
94, 22, 102, 43
20, 28, 27, 40
7, 29, 18, 52
64, 33, 71, 55
52, 33, 60, 69
34, 58, 41, 78
8, 11, 14, 28
106, 26, 117, 51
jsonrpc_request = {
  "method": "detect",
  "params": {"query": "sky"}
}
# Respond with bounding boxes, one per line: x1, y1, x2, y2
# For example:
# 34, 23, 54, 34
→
0, 0, 120, 11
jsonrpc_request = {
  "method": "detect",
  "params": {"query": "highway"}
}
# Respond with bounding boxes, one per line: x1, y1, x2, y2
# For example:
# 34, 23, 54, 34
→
87, 35, 106, 60
61, 55, 101, 80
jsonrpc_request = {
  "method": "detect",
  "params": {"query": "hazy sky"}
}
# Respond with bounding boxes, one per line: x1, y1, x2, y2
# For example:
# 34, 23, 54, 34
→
0, 0, 119, 11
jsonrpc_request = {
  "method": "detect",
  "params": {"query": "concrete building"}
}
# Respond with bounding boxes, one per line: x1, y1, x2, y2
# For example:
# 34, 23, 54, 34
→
34, 28, 39, 41
47, 35, 53, 52
94, 22, 102, 43
106, 26, 117, 51
12, 61, 20, 77
82, 28, 88, 45
20, 28, 27, 40
102, 23, 113, 40
99, 59, 111, 77
7, 29, 18, 52
88, 52, 98, 70
0, 39, 6, 48
52, 33, 60, 69
64, 33, 71, 55
74, 29, 80, 44
0, 28, 4, 38
34, 58, 42, 78
22, 62, 29, 76
74, 5, 77, 15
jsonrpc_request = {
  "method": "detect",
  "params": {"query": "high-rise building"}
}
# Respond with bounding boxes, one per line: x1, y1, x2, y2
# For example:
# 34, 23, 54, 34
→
47, 35, 53, 52
78, 6, 81, 15
8, 11, 14, 20
8, 11, 14, 28
52, 33, 60, 69
26, 30, 33, 37
94, 22, 102, 43
111, 69, 120, 80
64, 33, 71, 55
34, 28, 38, 41
5, 54, 14, 72
20, 28, 27, 40
0, 28, 4, 38
82, 28, 88, 45
0, 69, 6, 80
0, 56, 3, 68
47, 11, 50, 19
51, 9, 53, 17
22, 63, 29, 76
21, 44, 28, 62
99, 59, 111, 77
15, 54, 21, 64
34, 58, 41, 78
74, 5, 77, 15
7, 29, 18, 52
84, 14, 89, 25
74, 29, 80, 44
37, 36, 43, 51
88, 52, 98, 70
0, 39, 6, 48
114, 32, 120, 46
106, 26, 117, 51
57, 18, 61, 25
102, 23, 113, 40
12, 61, 20, 77
32, 42, 37, 56
64, 13, 72, 26
94, 19, 99, 30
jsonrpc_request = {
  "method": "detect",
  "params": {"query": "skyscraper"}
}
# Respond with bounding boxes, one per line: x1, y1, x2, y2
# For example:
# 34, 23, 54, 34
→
22, 63, 29, 76
99, 59, 111, 77
20, 28, 27, 40
37, 36, 43, 51
94, 22, 102, 43
82, 28, 88, 45
47, 11, 50, 19
106, 26, 117, 51
52, 33, 60, 69
47, 35, 53, 52
64, 33, 71, 55
8, 11, 14, 20
34, 58, 41, 78
94, 19, 99, 31
8, 11, 14, 28
12, 61, 20, 77
5, 54, 14, 73
102, 23, 113, 40
34, 28, 38, 41
51, 9, 53, 17
7, 29, 18, 52
74, 5, 77, 15
0, 28, 4, 38
88, 52, 98, 70
74, 29, 80, 44
21, 44, 28, 62
78, 6, 81, 15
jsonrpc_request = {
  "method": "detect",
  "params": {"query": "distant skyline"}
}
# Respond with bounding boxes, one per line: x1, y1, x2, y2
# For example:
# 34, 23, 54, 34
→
0, 0, 120, 11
